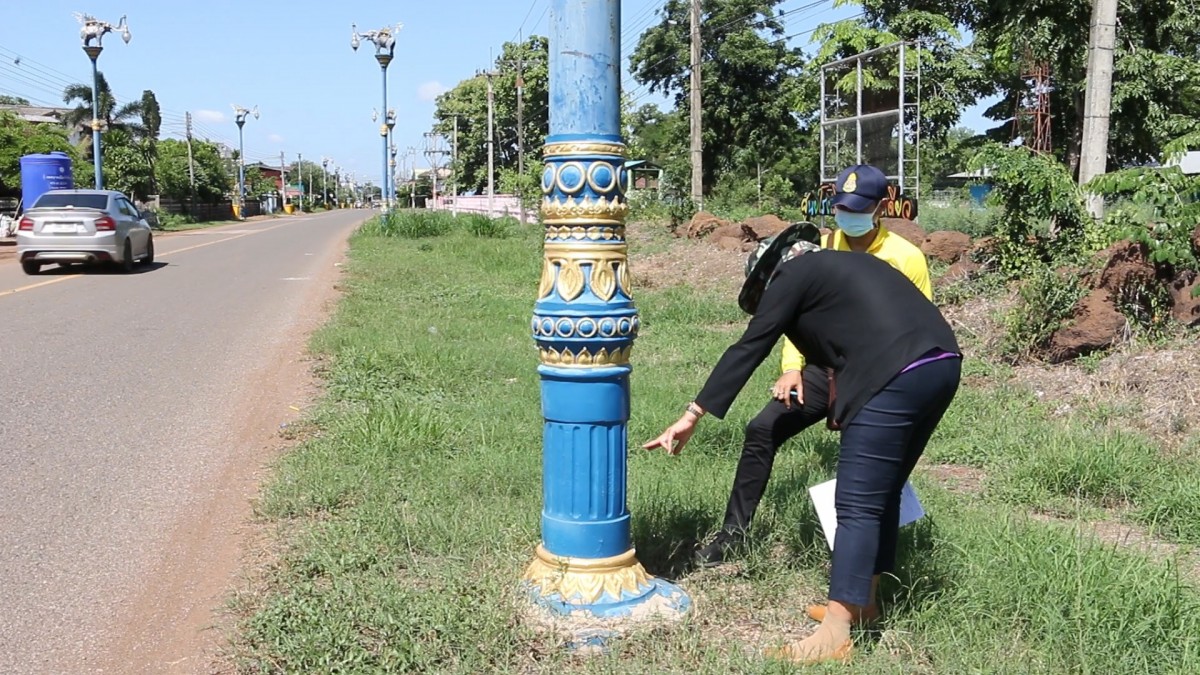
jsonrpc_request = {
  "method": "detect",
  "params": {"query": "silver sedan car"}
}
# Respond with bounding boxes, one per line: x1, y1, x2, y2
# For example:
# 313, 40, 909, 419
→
16, 189, 155, 275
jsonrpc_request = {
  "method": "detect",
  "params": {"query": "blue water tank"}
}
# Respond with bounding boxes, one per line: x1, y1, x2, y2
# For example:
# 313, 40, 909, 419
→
19, 152, 74, 210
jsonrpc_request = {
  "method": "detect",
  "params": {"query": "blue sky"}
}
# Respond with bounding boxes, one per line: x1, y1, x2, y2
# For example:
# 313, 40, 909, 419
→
0, 0, 994, 184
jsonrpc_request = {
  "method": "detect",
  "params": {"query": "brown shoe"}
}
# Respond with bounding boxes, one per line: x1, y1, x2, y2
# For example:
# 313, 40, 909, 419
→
766, 638, 854, 664
806, 604, 880, 626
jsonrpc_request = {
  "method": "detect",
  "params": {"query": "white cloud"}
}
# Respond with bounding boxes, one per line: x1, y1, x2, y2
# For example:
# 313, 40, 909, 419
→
268, 133, 284, 143
417, 81, 449, 102
194, 109, 226, 123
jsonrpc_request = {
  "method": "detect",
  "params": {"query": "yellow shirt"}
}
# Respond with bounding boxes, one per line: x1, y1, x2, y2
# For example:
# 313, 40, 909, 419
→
780, 226, 933, 372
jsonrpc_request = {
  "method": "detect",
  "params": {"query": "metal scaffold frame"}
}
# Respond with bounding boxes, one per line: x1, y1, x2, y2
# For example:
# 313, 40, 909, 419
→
819, 41, 921, 199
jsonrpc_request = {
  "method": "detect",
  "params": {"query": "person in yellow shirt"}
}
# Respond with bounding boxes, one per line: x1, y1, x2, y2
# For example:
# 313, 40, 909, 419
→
696, 164, 932, 570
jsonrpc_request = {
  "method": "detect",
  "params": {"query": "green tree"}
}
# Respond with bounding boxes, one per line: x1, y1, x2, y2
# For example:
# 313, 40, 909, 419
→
0, 112, 80, 196
61, 72, 145, 157
431, 35, 549, 194
629, 0, 807, 194
139, 89, 161, 193
0, 95, 31, 105
155, 138, 232, 203
860, 0, 1200, 175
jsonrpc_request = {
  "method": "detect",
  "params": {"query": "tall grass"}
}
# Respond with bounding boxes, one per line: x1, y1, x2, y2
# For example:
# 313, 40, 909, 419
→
229, 211, 1200, 673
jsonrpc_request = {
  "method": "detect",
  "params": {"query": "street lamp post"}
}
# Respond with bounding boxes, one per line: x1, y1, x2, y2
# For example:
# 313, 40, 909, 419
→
351, 22, 402, 214
390, 143, 399, 207
76, 13, 131, 190
321, 157, 330, 208
386, 109, 397, 208
232, 104, 259, 219
522, 0, 690, 634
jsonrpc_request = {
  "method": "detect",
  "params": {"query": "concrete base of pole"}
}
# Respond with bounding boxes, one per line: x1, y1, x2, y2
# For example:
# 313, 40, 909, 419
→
520, 544, 690, 651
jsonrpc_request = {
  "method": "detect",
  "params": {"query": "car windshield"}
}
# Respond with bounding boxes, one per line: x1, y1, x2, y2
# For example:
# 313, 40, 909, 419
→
33, 193, 109, 210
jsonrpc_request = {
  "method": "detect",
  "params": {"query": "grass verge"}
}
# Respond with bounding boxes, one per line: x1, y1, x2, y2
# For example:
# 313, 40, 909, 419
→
228, 213, 1200, 673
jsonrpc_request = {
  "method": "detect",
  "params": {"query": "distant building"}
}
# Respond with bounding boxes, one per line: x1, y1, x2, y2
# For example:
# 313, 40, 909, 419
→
0, 104, 85, 145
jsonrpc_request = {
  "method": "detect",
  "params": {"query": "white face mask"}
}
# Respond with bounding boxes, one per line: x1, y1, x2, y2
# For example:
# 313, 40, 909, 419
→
834, 210, 876, 237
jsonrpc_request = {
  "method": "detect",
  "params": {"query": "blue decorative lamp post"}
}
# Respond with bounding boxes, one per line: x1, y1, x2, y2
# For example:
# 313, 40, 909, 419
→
351, 22, 401, 213
523, 0, 691, 625
232, 105, 258, 220
76, 12, 131, 190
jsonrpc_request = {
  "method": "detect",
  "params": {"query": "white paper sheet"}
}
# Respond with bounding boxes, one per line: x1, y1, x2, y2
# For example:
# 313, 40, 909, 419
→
808, 479, 926, 550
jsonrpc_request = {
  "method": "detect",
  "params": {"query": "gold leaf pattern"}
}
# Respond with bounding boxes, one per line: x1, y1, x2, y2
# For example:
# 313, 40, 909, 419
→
590, 260, 617, 301
538, 345, 631, 367
522, 545, 653, 604
537, 260, 555, 299
557, 262, 585, 301
542, 142, 627, 158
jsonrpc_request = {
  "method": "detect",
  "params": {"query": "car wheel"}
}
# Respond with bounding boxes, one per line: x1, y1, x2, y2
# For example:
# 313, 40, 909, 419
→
21, 261, 41, 276
143, 235, 155, 265
121, 240, 136, 274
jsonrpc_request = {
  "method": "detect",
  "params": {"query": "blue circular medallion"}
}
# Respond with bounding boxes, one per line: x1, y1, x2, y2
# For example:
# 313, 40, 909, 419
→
576, 318, 597, 337
540, 318, 555, 335
557, 162, 586, 194
599, 319, 617, 337
542, 166, 555, 194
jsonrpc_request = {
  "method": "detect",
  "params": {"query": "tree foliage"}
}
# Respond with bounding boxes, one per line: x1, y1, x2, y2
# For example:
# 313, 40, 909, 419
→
629, 0, 806, 194
156, 138, 231, 203
0, 112, 80, 196
61, 72, 146, 151
431, 36, 548, 194
862, 0, 1200, 175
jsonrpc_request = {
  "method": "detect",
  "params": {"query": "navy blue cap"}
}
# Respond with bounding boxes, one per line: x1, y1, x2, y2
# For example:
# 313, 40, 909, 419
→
831, 164, 889, 212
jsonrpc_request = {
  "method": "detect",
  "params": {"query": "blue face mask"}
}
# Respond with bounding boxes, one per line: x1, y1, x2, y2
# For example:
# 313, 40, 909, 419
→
834, 210, 876, 237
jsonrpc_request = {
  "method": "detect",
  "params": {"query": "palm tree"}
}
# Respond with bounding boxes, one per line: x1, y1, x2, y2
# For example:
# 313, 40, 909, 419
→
61, 71, 145, 156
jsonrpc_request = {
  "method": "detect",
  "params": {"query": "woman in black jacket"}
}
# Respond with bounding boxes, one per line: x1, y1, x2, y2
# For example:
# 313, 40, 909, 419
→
644, 240, 961, 664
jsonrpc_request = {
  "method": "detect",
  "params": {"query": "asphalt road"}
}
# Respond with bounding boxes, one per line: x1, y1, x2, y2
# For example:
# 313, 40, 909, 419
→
0, 209, 366, 674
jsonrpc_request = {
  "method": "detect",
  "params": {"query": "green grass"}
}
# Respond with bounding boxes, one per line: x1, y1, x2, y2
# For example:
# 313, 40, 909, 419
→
229, 213, 1200, 673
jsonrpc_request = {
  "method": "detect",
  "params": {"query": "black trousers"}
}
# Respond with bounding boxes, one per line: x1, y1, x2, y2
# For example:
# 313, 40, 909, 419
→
720, 364, 831, 533
829, 357, 960, 606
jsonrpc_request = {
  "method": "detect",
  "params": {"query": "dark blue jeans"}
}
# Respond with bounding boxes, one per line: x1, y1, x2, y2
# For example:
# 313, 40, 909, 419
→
828, 356, 961, 607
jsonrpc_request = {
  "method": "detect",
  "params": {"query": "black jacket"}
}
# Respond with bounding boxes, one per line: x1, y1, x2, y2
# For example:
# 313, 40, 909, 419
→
694, 250, 960, 426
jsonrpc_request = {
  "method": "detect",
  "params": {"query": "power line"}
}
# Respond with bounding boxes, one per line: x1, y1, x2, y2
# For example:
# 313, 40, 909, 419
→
511, 0, 546, 43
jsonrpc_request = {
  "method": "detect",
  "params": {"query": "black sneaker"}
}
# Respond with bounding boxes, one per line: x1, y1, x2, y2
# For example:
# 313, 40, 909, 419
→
693, 530, 744, 568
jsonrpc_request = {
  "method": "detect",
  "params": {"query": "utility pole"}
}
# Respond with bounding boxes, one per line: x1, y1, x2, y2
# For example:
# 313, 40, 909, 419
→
452, 114, 460, 217
280, 151, 288, 210
406, 146, 418, 208
1078, 0, 1118, 219
185, 112, 196, 206
689, 0, 703, 209
516, 47, 527, 223
297, 152, 303, 211
478, 68, 497, 218
424, 133, 450, 210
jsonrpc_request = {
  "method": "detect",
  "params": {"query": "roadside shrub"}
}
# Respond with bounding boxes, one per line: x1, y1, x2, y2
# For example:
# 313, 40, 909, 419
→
462, 214, 515, 239
1001, 264, 1087, 359
970, 145, 1104, 277
1088, 166, 1200, 273
362, 212, 453, 239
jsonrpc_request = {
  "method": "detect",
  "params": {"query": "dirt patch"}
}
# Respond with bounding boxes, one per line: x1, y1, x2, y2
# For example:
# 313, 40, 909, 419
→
922, 231, 972, 264
920, 464, 986, 495
1011, 344, 1200, 446
94, 223, 355, 675
1046, 289, 1129, 363
632, 233, 746, 298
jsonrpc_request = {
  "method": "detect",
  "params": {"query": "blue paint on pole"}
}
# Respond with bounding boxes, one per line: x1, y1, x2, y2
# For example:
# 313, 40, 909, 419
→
523, 0, 690, 624
90, 55, 103, 190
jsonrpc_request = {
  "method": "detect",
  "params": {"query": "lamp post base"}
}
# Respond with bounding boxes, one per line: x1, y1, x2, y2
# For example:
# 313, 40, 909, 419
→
521, 544, 690, 649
